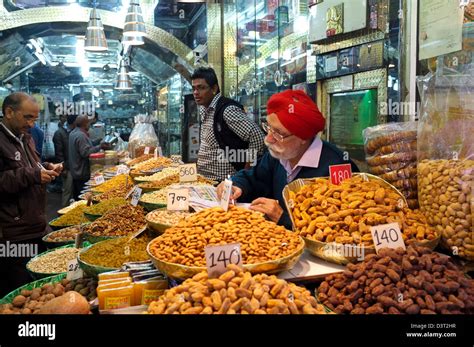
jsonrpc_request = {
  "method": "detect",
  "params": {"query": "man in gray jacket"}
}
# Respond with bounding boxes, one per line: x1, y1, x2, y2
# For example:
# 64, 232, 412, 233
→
68, 115, 109, 199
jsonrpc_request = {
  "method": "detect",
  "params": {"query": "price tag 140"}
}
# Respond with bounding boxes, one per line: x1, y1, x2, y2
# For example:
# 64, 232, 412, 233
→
94, 174, 105, 185
220, 179, 233, 212
130, 187, 142, 207
179, 163, 197, 183
66, 259, 83, 281
205, 243, 242, 278
167, 188, 189, 211
370, 222, 406, 254
329, 164, 352, 185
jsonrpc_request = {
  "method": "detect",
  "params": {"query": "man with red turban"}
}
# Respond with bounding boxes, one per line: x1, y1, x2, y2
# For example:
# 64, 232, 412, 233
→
217, 90, 358, 229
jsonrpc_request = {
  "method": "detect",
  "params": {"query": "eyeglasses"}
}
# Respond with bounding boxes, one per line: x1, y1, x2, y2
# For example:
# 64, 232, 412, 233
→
261, 122, 293, 142
192, 85, 211, 92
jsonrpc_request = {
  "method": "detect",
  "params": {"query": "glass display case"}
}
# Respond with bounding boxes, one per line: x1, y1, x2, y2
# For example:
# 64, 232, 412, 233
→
156, 74, 191, 157
229, 0, 311, 124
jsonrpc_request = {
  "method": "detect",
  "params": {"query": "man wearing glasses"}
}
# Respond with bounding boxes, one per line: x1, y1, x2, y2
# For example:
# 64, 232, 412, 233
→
191, 67, 266, 181
217, 90, 358, 229
0, 92, 62, 296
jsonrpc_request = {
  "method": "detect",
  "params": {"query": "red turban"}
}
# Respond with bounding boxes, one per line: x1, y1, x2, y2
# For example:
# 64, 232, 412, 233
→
267, 90, 325, 140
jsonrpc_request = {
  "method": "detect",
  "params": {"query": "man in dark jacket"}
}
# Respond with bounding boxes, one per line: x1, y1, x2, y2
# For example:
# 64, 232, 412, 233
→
68, 115, 109, 199
53, 114, 76, 206
192, 67, 265, 181
217, 90, 358, 230
0, 92, 62, 296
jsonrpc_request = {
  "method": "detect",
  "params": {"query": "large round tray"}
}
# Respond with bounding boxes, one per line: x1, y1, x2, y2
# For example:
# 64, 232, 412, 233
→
26, 244, 76, 280
42, 225, 81, 249
84, 212, 102, 222
139, 200, 167, 212
48, 217, 76, 231
303, 231, 442, 265
77, 241, 119, 278
0, 273, 66, 305
57, 200, 87, 215
147, 236, 306, 280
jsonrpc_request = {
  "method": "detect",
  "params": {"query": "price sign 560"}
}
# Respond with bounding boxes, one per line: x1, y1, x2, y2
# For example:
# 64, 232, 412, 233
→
179, 163, 197, 182
205, 243, 242, 278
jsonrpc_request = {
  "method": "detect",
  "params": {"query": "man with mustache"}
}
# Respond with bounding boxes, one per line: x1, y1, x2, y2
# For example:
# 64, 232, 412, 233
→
0, 92, 62, 295
217, 90, 358, 229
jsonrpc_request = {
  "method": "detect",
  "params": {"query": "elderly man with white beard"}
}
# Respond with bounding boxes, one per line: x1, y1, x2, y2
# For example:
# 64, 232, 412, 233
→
217, 90, 358, 230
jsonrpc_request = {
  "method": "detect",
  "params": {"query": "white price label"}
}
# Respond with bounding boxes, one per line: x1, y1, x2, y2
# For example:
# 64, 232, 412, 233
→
144, 147, 150, 155
125, 185, 137, 199
205, 243, 242, 278
220, 179, 233, 212
94, 175, 105, 185
167, 188, 189, 211
154, 147, 158, 158
66, 259, 83, 281
131, 187, 142, 206
179, 163, 197, 183
117, 165, 129, 176
370, 222, 406, 254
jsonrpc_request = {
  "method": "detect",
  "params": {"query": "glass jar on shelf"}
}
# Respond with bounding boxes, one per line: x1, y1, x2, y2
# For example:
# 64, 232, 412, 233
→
89, 152, 105, 174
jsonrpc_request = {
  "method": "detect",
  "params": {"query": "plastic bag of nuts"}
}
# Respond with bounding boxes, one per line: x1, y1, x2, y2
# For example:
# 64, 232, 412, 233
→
317, 246, 474, 314
147, 264, 328, 314
418, 159, 473, 260
416, 70, 474, 260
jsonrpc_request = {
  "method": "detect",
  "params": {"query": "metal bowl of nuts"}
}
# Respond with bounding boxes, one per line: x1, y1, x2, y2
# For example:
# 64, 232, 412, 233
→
42, 225, 82, 249
147, 235, 306, 280
26, 244, 81, 280
145, 209, 193, 235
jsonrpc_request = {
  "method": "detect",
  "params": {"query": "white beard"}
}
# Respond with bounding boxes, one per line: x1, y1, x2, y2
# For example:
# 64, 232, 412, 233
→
265, 139, 304, 160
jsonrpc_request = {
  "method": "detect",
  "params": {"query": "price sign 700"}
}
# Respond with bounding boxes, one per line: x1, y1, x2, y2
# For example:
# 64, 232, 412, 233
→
205, 243, 242, 278
167, 188, 189, 211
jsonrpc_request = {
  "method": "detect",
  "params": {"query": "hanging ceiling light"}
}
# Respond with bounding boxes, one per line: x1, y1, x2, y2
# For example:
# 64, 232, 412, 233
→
123, 0, 147, 38
85, 7, 108, 51
115, 60, 133, 90
122, 34, 144, 46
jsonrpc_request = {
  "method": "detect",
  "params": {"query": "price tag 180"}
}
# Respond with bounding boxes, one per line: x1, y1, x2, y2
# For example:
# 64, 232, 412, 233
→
370, 222, 406, 254
66, 259, 83, 281
179, 163, 197, 183
167, 188, 189, 211
94, 174, 105, 185
220, 179, 233, 212
130, 187, 142, 207
205, 243, 242, 278
329, 164, 352, 185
